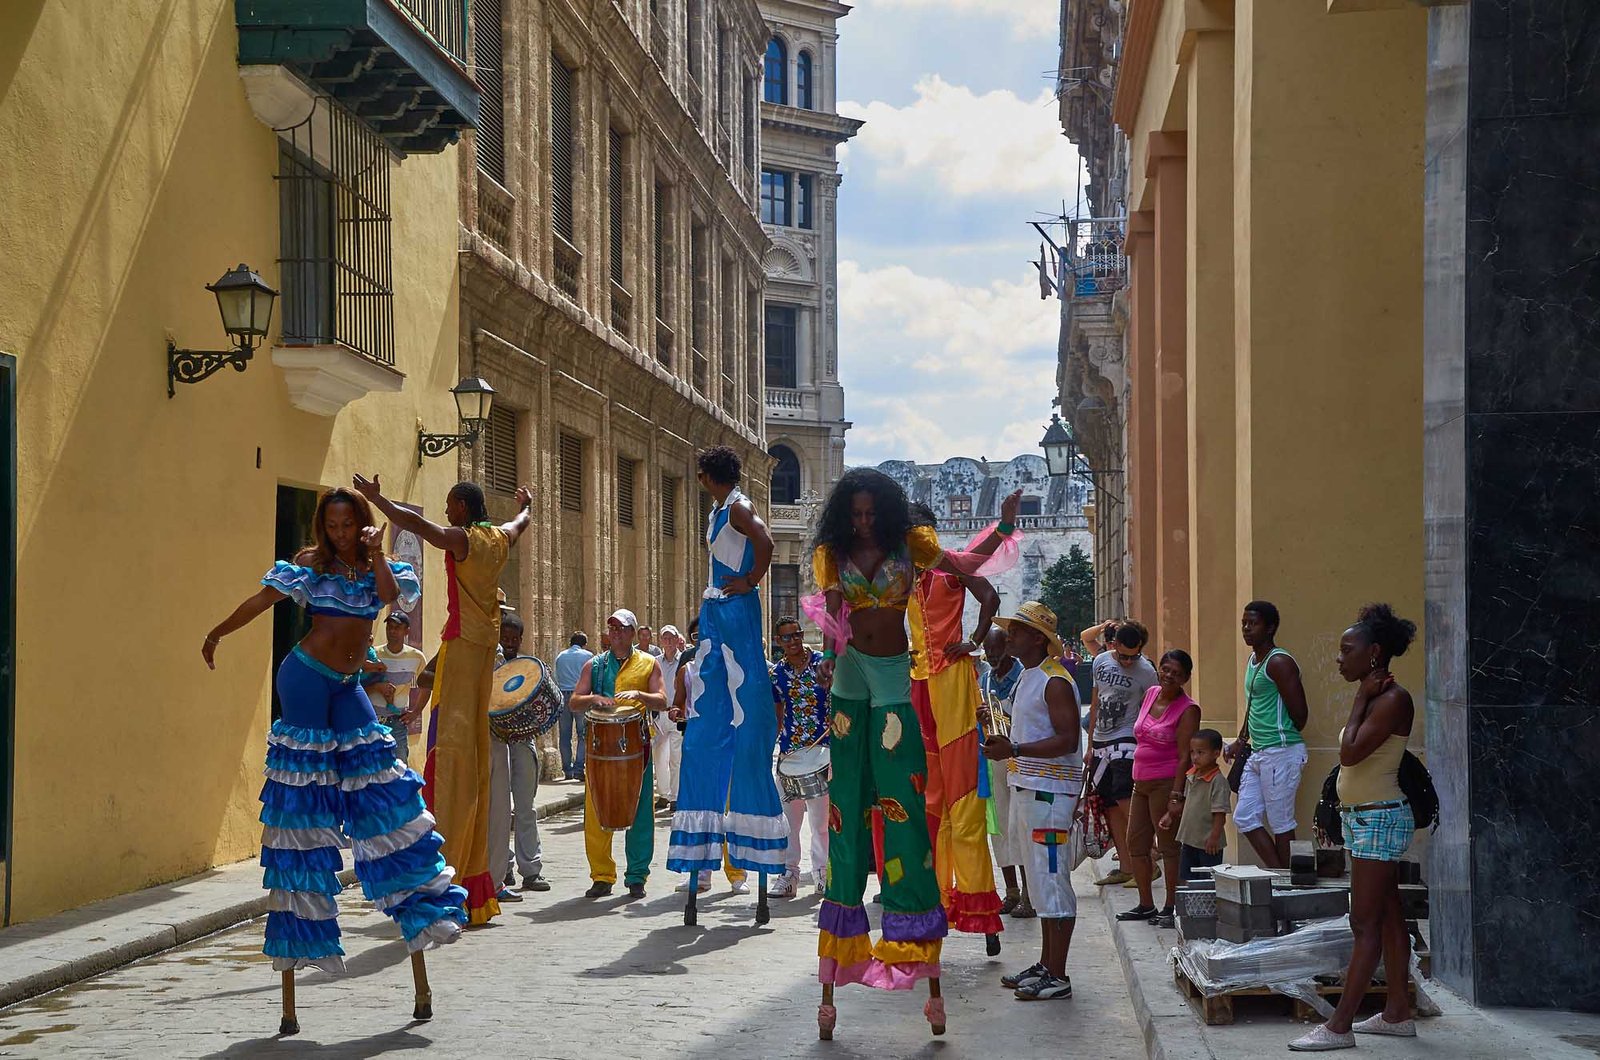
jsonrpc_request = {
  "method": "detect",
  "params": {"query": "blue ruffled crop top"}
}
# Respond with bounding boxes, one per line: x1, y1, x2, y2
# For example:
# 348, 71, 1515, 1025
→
262, 560, 422, 619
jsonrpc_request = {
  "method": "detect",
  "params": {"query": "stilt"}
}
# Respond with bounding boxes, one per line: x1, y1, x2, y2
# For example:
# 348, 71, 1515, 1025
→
926, 977, 946, 1036
278, 969, 299, 1036
410, 951, 433, 1022
754, 871, 770, 925
818, 983, 836, 1041
986, 932, 1001, 956
684, 871, 698, 926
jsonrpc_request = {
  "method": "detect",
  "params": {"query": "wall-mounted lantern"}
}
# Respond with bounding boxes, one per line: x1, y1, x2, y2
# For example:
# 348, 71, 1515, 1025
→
167, 264, 278, 397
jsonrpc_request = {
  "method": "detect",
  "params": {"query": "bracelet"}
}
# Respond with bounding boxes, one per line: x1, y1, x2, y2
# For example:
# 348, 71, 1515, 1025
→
1169, 793, 1185, 802
997, 521, 1015, 536
205, 636, 219, 647
821, 649, 837, 662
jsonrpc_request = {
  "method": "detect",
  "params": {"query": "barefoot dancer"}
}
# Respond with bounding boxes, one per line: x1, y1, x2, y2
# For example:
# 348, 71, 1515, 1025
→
202, 486, 466, 1034
355, 476, 533, 926
809, 469, 1007, 1040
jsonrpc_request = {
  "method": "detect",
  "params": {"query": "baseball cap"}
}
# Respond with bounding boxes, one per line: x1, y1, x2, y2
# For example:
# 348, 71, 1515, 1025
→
384, 610, 410, 627
659, 624, 682, 639
607, 609, 639, 629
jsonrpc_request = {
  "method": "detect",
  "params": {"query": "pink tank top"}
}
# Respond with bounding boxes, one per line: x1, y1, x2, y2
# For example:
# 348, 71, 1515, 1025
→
1132, 686, 1198, 781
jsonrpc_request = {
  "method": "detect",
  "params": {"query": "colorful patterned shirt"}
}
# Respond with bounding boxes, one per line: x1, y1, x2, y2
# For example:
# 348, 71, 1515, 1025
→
772, 651, 829, 755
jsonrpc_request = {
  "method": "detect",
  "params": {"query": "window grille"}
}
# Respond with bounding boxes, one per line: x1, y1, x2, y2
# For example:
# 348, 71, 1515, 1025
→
661, 473, 679, 537
551, 55, 577, 243
559, 432, 583, 511
474, 0, 506, 185
609, 128, 626, 284
771, 565, 800, 628
653, 181, 667, 312
618, 455, 636, 527
699, 489, 713, 537
483, 405, 519, 494
276, 95, 395, 365
765, 304, 797, 388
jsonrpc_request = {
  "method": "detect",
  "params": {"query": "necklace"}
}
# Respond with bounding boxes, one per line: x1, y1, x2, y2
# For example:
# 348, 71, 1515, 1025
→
334, 555, 363, 580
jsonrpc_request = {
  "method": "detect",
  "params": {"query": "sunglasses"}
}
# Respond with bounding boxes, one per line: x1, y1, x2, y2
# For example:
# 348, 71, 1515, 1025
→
778, 631, 805, 641
1114, 649, 1140, 661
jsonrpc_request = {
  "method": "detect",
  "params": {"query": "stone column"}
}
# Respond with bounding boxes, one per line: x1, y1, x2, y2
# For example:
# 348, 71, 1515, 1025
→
1124, 210, 1159, 630
1149, 132, 1190, 654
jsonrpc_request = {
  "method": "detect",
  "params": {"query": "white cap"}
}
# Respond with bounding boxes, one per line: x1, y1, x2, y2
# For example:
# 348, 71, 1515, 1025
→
607, 609, 638, 629
659, 624, 682, 639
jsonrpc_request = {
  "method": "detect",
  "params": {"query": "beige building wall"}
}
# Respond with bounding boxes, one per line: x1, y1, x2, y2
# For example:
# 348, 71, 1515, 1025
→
460, 0, 772, 660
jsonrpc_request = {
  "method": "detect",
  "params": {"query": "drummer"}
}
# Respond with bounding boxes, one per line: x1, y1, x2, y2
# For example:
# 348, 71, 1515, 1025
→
769, 617, 829, 899
488, 613, 549, 902
570, 609, 667, 899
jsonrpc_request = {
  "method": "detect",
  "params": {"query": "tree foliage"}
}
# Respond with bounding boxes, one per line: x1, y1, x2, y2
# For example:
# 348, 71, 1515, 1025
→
1039, 545, 1095, 636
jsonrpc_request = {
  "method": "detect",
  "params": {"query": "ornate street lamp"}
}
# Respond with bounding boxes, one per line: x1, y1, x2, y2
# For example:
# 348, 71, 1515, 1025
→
1039, 413, 1078, 479
417, 376, 497, 465
166, 264, 278, 397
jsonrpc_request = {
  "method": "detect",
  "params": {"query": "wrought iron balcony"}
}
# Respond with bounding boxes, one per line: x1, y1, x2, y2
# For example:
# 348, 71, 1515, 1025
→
236, 0, 479, 154
610, 282, 633, 339
1064, 217, 1126, 298
552, 236, 582, 302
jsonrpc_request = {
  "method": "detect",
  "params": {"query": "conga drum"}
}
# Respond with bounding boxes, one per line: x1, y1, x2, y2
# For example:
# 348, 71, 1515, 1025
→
586, 710, 650, 831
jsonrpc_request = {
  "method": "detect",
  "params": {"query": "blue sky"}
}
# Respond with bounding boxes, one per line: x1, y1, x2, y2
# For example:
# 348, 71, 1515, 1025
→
831, 0, 1087, 467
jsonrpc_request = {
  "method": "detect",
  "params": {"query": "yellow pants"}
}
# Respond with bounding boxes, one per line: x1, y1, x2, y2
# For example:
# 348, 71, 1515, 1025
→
426, 638, 499, 925
918, 660, 1003, 934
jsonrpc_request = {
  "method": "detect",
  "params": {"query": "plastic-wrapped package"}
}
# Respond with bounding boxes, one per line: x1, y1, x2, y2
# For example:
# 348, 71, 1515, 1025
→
1172, 916, 1440, 1019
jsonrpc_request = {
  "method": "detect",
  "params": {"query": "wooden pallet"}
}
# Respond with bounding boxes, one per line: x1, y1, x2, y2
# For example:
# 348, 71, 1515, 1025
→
1173, 963, 1419, 1027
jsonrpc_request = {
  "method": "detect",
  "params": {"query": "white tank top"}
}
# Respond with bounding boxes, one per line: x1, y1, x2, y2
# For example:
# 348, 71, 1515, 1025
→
1007, 663, 1084, 794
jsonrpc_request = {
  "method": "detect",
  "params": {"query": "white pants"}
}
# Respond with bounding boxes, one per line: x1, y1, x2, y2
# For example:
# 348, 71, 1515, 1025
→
783, 795, 829, 875
489, 735, 543, 883
1234, 742, 1308, 835
651, 717, 682, 800
1011, 784, 1079, 919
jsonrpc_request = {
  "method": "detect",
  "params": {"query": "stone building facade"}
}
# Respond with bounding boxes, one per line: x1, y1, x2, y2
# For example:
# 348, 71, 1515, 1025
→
756, 0, 861, 628
875, 456, 1091, 625
458, 0, 774, 658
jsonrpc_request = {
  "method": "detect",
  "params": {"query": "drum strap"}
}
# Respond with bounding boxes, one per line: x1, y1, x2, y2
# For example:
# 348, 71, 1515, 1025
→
592, 648, 632, 699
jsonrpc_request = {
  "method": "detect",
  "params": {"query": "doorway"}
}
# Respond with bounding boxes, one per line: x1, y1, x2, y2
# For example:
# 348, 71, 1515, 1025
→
272, 485, 320, 720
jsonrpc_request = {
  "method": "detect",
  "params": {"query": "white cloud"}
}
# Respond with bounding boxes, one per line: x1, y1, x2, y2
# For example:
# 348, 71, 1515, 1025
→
870, 0, 1056, 39
841, 76, 1082, 200
838, 260, 1060, 466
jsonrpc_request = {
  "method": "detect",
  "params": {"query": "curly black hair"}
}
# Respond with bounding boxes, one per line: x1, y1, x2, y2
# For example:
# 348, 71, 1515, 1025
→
813, 468, 912, 558
449, 481, 489, 523
1350, 602, 1417, 661
909, 502, 938, 529
697, 446, 742, 487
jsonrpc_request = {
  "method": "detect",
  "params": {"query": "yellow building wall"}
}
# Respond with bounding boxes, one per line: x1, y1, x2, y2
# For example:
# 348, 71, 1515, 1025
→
0, 2, 464, 922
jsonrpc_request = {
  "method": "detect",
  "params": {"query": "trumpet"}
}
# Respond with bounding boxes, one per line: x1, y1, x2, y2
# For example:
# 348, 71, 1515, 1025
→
978, 689, 1011, 740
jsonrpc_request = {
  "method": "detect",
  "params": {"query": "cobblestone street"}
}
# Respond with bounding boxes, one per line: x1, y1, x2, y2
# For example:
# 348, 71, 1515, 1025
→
0, 809, 1139, 1059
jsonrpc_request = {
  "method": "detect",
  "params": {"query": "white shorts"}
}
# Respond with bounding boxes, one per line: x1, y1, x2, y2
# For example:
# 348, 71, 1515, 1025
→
1233, 743, 1308, 835
1009, 784, 1078, 919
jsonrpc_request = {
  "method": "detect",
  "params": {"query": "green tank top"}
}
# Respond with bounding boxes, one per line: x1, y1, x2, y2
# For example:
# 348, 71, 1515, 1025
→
1244, 648, 1305, 749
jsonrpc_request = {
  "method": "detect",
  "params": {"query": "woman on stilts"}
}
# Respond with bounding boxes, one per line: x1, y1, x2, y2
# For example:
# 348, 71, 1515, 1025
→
202, 484, 466, 1035
808, 468, 1017, 1040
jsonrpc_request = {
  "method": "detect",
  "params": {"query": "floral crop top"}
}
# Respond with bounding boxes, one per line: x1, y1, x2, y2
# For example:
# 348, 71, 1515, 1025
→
812, 525, 942, 612
263, 559, 422, 619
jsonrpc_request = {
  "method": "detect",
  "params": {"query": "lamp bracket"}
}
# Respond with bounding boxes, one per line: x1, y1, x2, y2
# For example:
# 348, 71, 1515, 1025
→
417, 426, 481, 467
167, 340, 253, 398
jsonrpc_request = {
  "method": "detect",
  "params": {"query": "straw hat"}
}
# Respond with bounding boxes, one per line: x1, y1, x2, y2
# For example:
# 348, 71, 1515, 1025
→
993, 601, 1064, 657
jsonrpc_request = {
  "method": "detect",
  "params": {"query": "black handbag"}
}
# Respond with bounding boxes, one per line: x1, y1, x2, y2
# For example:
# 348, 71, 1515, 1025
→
1226, 741, 1252, 793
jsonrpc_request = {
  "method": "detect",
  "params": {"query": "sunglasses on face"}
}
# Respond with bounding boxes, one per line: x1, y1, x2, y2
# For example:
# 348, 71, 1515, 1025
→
1115, 650, 1140, 661
778, 631, 805, 641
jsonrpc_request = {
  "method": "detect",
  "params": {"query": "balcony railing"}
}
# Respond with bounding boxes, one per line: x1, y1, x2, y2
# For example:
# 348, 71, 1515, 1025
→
393, 0, 467, 62
477, 174, 513, 253
766, 386, 802, 410
1064, 217, 1127, 297
650, 15, 669, 67
655, 319, 674, 368
940, 514, 1089, 534
553, 236, 582, 302
610, 282, 633, 339
770, 503, 805, 526
692, 347, 709, 393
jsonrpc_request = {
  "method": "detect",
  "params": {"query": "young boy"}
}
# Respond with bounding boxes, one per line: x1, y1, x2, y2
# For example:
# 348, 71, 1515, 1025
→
1162, 728, 1230, 881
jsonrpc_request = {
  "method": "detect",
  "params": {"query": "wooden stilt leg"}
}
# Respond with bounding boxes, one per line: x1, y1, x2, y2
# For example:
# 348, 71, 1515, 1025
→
755, 871, 770, 925
279, 969, 299, 1036
818, 983, 836, 1041
411, 951, 433, 1022
684, 871, 698, 926
927, 978, 946, 1036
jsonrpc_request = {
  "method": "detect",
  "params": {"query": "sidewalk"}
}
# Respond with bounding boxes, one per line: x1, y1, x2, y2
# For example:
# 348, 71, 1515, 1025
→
0, 778, 587, 1010
1089, 855, 1600, 1059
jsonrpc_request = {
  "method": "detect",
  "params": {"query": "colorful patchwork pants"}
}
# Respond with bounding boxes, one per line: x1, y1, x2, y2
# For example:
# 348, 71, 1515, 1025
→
262, 647, 467, 973
819, 649, 946, 990
584, 759, 656, 885
422, 638, 499, 925
912, 660, 1003, 934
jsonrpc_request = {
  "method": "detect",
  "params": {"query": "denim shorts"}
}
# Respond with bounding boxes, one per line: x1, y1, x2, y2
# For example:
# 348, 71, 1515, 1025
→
1340, 801, 1415, 862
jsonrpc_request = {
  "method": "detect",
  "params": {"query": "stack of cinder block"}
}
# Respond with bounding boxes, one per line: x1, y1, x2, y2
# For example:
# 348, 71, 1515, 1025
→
1213, 865, 1279, 944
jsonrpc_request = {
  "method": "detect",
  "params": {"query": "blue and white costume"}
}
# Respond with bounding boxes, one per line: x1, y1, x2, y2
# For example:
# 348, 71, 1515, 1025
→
260, 560, 467, 972
666, 490, 788, 874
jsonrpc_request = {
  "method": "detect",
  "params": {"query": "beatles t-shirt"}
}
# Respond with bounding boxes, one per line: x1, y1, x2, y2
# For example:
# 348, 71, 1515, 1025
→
1091, 650, 1158, 744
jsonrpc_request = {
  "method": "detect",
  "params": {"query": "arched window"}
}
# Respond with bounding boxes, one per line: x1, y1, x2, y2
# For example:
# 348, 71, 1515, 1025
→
796, 51, 813, 109
769, 444, 801, 504
763, 38, 787, 105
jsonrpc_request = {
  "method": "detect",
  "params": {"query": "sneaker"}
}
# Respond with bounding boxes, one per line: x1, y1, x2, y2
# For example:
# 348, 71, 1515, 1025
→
812, 871, 826, 895
1288, 1025, 1356, 1051
1010, 902, 1036, 920
1015, 974, 1072, 1001
626, 883, 646, 900
1352, 1013, 1416, 1037
998, 891, 1021, 915
1151, 909, 1175, 928
1000, 962, 1047, 989
496, 887, 523, 903
729, 879, 750, 895
521, 876, 551, 892
584, 881, 614, 898
769, 872, 798, 899
1116, 904, 1158, 922
654, 796, 669, 810
1098, 869, 1133, 886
